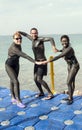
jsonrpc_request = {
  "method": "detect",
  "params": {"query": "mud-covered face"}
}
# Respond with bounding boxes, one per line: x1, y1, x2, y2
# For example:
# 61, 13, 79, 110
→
13, 35, 22, 45
30, 29, 38, 40
61, 38, 69, 48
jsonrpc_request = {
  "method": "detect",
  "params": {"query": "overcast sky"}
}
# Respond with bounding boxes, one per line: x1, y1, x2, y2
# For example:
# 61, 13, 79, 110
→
0, 0, 82, 35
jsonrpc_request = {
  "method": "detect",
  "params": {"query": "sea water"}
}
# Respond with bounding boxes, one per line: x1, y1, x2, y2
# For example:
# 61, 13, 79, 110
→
0, 34, 82, 92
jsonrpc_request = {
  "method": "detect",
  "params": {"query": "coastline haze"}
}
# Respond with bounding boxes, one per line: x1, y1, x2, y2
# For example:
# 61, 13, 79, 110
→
0, 0, 82, 35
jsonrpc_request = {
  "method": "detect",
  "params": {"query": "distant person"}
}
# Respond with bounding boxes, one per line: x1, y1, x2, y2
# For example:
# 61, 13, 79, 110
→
18, 28, 58, 99
5, 32, 35, 108
38, 35, 80, 104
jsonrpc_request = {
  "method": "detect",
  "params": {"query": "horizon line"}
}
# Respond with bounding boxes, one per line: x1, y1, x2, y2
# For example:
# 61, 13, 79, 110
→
0, 33, 82, 36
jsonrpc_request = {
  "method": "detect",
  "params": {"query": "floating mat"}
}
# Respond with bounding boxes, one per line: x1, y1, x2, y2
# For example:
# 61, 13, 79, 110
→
0, 86, 82, 130
35, 119, 65, 130
1, 126, 23, 130
0, 88, 10, 98
64, 124, 82, 130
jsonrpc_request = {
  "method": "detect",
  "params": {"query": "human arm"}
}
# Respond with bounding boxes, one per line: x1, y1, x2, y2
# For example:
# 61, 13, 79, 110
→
50, 47, 72, 62
39, 37, 58, 52
18, 31, 32, 41
35, 60, 49, 65
35, 47, 69, 64
59, 49, 63, 52
13, 48, 35, 63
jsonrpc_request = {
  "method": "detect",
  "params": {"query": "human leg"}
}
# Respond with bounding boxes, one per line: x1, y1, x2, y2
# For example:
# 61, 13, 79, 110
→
37, 75, 53, 99
5, 64, 25, 107
67, 64, 79, 104
34, 73, 44, 97
9, 81, 17, 103
37, 75, 52, 94
34, 64, 53, 99
5, 64, 20, 101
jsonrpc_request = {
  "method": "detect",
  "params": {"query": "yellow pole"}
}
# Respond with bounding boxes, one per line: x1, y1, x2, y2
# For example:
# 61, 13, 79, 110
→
49, 56, 56, 94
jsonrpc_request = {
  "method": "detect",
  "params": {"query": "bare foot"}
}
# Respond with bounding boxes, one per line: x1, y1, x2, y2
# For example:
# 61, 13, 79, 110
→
44, 94, 54, 100
35, 93, 44, 98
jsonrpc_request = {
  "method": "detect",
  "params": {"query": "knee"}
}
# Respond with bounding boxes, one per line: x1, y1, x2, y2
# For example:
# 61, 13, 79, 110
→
37, 77, 41, 83
67, 80, 71, 87
13, 79, 19, 86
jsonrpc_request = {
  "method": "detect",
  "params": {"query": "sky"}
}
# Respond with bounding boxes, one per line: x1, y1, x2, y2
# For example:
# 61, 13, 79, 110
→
0, 0, 82, 35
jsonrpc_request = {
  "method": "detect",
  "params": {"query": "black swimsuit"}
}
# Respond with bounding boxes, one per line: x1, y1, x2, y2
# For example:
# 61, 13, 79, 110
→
19, 31, 55, 95
50, 46, 80, 101
5, 42, 34, 100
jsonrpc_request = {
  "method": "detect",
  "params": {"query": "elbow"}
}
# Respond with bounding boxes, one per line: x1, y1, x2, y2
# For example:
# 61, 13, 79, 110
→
50, 38, 55, 45
50, 37, 54, 42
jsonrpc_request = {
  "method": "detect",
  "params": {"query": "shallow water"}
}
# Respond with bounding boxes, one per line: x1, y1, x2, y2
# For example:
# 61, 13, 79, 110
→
0, 34, 82, 92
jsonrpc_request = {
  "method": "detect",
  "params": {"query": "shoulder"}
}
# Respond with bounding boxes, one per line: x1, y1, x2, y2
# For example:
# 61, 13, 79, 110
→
9, 43, 14, 49
67, 46, 73, 51
65, 46, 75, 54
38, 36, 53, 41
69, 46, 74, 51
62, 46, 73, 53
38, 37, 44, 40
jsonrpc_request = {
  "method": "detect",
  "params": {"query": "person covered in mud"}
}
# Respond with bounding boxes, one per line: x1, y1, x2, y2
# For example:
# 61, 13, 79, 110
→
37, 35, 80, 105
18, 28, 58, 99
5, 32, 35, 108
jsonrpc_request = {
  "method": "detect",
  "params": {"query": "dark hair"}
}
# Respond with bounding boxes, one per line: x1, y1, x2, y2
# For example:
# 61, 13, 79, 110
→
30, 28, 38, 33
60, 35, 70, 43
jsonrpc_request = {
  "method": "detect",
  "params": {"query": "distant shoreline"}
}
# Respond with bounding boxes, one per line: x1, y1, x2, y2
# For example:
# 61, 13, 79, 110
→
0, 33, 82, 36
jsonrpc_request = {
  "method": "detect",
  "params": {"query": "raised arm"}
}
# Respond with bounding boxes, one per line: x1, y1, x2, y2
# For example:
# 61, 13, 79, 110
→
18, 31, 32, 41
39, 37, 58, 52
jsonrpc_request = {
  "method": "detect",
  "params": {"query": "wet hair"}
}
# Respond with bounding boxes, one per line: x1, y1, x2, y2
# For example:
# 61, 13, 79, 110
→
13, 32, 22, 39
30, 28, 38, 33
60, 35, 70, 43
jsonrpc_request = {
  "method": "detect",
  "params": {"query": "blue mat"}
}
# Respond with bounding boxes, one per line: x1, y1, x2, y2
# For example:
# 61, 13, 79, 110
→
0, 87, 82, 130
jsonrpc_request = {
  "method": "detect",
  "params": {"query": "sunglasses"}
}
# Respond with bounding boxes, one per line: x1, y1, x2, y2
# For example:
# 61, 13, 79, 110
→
31, 33, 38, 34
14, 37, 22, 40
